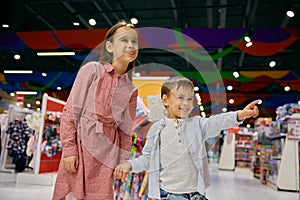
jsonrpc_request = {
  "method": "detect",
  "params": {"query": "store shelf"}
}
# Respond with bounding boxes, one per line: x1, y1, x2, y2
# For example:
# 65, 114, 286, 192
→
235, 131, 254, 168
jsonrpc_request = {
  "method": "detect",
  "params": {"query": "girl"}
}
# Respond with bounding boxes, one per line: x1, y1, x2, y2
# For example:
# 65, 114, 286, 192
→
114, 76, 260, 200
53, 20, 139, 200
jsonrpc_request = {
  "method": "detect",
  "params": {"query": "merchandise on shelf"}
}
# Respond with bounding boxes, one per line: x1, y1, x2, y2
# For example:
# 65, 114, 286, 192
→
235, 127, 254, 168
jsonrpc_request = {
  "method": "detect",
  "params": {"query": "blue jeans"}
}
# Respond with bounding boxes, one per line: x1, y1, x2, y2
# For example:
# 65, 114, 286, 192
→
158, 189, 208, 200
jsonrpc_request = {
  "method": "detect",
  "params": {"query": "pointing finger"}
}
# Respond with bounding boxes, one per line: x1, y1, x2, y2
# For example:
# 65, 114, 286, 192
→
247, 100, 261, 108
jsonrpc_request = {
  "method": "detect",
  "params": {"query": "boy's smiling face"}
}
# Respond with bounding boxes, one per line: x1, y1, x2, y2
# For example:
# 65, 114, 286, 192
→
162, 86, 194, 119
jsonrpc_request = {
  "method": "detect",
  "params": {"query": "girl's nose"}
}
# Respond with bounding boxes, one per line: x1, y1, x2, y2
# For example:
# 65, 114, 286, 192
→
127, 41, 133, 48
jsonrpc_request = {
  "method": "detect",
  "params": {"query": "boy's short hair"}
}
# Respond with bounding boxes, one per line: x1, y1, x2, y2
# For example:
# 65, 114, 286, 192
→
161, 76, 194, 98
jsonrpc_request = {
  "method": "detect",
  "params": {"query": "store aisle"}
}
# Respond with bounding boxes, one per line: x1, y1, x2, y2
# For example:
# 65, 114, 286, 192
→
206, 163, 298, 200
0, 164, 298, 200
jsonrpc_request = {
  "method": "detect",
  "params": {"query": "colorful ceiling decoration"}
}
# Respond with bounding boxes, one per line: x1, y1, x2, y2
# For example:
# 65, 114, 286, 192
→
1, 27, 300, 118
1, 27, 300, 59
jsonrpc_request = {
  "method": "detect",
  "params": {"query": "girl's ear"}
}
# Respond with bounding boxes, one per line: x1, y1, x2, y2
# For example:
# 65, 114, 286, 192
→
162, 94, 169, 107
106, 41, 113, 53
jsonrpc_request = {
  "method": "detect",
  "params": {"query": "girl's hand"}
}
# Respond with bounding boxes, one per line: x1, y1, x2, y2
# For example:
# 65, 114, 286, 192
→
62, 155, 79, 173
114, 161, 132, 181
237, 100, 260, 121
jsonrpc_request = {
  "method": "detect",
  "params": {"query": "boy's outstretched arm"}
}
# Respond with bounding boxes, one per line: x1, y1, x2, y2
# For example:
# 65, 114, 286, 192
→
113, 161, 132, 181
237, 99, 260, 121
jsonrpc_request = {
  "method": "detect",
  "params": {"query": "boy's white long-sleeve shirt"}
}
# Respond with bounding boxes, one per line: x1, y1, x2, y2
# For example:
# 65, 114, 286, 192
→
128, 111, 242, 199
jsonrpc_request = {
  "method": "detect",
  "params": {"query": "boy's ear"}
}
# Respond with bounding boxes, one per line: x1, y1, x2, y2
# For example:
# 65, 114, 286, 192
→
162, 94, 169, 107
106, 41, 113, 53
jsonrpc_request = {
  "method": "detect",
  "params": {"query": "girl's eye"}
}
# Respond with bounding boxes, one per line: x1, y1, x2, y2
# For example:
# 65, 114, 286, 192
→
188, 98, 194, 102
177, 96, 184, 101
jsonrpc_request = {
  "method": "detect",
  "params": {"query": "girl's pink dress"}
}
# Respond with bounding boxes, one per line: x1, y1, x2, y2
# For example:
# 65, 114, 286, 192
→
52, 62, 137, 200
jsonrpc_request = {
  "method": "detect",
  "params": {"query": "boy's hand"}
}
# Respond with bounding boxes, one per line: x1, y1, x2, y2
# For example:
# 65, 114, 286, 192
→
113, 161, 132, 181
237, 100, 260, 121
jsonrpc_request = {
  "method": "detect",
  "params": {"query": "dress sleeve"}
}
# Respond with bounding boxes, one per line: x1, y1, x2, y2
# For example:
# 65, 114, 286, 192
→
118, 89, 138, 162
60, 63, 96, 157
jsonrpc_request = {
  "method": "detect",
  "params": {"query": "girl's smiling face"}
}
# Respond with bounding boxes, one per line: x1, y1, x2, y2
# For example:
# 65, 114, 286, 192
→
162, 86, 194, 119
106, 26, 138, 66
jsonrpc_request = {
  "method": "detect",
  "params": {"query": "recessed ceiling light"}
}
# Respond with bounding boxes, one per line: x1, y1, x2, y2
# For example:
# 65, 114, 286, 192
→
244, 36, 251, 42
227, 85, 233, 91
286, 10, 295, 18
233, 71, 239, 78
130, 18, 138, 24
269, 61, 276, 67
245, 41, 253, 47
14, 54, 20, 60
89, 18, 96, 26
284, 85, 290, 91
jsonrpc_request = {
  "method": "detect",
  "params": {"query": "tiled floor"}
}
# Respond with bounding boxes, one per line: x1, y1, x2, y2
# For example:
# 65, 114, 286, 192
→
0, 163, 298, 200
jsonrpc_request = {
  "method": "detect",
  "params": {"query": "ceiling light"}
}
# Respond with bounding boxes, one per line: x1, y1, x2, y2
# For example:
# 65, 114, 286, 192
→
246, 124, 251, 128
57, 86, 62, 90
42, 72, 47, 77
4, 70, 33, 74
36, 100, 40, 105
10, 92, 15, 97
89, 18, 96, 26
269, 61, 276, 67
284, 85, 290, 91
245, 41, 253, 47
227, 85, 233, 91
222, 107, 227, 112
73, 22, 80, 26
244, 36, 251, 43
2, 24, 9, 28
201, 112, 206, 118
37, 108, 41, 111
233, 71, 239, 78
286, 10, 295, 18
27, 103, 31, 108
229, 99, 234, 104
37, 52, 75, 56
16, 91, 38, 95
194, 86, 199, 91
130, 18, 138, 25
14, 54, 20, 60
